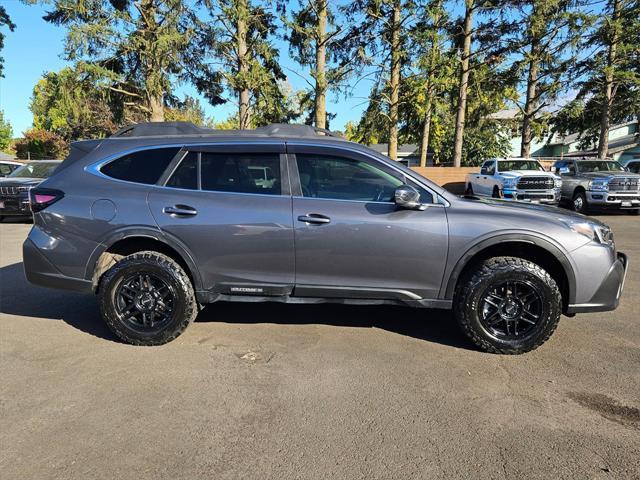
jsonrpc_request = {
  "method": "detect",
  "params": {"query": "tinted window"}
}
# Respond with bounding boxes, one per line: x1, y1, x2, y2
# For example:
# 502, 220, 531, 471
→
166, 152, 198, 190
10, 162, 59, 178
576, 160, 625, 173
626, 161, 640, 174
200, 153, 281, 195
499, 160, 543, 171
296, 154, 403, 202
101, 148, 179, 184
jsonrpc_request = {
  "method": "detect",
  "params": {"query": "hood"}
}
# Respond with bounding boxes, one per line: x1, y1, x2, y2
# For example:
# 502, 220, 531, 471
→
500, 170, 557, 178
460, 195, 606, 226
579, 171, 640, 179
0, 177, 44, 186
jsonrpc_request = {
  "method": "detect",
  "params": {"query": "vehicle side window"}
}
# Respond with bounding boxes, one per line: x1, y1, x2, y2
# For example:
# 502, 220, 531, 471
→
480, 161, 494, 175
166, 152, 198, 190
0, 164, 13, 175
296, 154, 403, 202
101, 147, 179, 185
200, 152, 281, 195
628, 161, 640, 174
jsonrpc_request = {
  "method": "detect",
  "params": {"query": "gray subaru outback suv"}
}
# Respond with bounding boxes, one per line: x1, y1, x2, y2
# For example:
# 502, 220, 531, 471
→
23, 122, 628, 353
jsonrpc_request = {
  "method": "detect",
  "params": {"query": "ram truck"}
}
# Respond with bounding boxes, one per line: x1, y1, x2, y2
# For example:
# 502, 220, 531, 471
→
465, 158, 562, 204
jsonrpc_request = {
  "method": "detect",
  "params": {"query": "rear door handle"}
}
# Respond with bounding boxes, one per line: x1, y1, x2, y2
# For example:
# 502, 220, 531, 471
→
298, 214, 331, 225
163, 205, 198, 217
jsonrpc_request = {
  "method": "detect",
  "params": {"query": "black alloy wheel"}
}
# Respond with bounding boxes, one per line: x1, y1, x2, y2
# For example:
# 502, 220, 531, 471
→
115, 273, 176, 332
478, 280, 542, 339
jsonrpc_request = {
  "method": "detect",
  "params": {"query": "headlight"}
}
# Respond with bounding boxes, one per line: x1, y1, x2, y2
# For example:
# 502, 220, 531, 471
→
554, 178, 562, 188
503, 178, 518, 188
589, 178, 609, 191
566, 221, 614, 246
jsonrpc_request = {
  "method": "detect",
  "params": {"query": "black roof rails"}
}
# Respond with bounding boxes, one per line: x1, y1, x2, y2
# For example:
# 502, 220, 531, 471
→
111, 121, 214, 138
253, 123, 343, 138
110, 121, 344, 139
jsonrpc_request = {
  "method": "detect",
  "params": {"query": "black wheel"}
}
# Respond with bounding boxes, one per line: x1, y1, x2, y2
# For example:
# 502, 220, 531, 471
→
465, 184, 474, 195
98, 251, 198, 345
453, 257, 562, 354
492, 186, 502, 198
572, 191, 589, 214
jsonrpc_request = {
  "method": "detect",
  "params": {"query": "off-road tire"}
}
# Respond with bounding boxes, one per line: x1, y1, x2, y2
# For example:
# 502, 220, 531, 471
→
492, 186, 502, 198
98, 251, 198, 346
572, 191, 589, 214
453, 256, 562, 354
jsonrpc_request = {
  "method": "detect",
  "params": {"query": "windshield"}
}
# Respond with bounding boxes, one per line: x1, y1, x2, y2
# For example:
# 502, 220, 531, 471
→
498, 160, 544, 172
9, 162, 59, 179
576, 161, 625, 173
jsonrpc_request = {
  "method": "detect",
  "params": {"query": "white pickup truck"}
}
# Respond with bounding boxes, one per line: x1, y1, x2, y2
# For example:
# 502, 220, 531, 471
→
465, 158, 562, 204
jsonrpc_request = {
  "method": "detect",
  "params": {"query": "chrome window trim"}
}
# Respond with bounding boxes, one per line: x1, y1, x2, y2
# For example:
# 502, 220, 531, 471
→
85, 140, 449, 206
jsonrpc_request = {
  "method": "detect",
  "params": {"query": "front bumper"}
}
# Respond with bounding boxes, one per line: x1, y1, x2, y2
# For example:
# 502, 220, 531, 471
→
567, 252, 628, 313
586, 191, 640, 209
0, 193, 31, 216
503, 188, 561, 204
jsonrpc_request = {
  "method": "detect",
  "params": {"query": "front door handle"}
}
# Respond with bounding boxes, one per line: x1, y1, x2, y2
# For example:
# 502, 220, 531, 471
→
163, 205, 198, 217
298, 213, 331, 225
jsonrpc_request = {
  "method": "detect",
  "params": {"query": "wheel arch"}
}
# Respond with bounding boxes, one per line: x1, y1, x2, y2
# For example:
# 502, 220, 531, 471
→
443, 235, 576, 311
86, 228, 202, 293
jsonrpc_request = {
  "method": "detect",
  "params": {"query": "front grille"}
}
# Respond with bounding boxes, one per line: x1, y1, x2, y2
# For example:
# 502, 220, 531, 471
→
518, 194, 555, 201
608, 177, 640, 192
517, 176, 555, 190
0, 186, 19, 195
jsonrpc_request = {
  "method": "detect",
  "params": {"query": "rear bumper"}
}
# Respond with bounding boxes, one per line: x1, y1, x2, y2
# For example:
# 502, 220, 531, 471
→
0, 194, 31, 216
567, 252, 628, 313
23, 238, 93, 293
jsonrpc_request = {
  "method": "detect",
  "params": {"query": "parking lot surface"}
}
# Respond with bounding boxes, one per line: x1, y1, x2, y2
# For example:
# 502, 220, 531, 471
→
1, 215, 639, 479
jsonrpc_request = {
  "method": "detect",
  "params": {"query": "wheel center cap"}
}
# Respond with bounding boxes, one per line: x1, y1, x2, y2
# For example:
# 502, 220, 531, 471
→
136, 292, 156, 311
501, 298, 522, 319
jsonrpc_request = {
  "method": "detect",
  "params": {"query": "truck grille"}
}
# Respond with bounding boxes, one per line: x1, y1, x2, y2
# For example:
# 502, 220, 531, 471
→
0, 186, 19, 195
608, 177, 639, 192
517, 177, 555, 190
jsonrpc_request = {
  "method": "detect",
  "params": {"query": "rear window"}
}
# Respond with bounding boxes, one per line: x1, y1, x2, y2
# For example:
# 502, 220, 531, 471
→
101, 148, 179, 184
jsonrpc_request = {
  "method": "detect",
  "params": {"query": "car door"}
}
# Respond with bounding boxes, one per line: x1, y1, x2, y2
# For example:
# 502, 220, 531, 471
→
288, 144, 449, 301
147, 143, 295, 295
555, 161, 577, 200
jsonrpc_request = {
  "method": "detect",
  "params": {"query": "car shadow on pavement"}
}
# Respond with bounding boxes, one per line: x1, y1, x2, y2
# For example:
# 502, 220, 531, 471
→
0, 261, 475, 350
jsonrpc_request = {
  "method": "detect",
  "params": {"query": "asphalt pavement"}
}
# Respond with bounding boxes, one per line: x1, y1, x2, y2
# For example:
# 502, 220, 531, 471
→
1, 215, 639, 479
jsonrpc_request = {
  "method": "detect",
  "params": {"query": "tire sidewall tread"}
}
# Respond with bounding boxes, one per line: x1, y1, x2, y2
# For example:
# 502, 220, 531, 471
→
453, 256, 562, 354
98, 251, 198, 346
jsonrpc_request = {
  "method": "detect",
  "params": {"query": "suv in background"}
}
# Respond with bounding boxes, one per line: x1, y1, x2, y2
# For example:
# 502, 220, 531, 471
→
465, 158, 561, 204
553, 159, 640, 215
0, 160, 61, 221
23, 122, 628, 354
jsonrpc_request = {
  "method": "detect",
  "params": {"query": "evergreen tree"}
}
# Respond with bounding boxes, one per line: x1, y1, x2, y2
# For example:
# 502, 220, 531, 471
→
282, 0, 348, 129
0, 5, 15, 78
40, 0, 221, 122
203, 0, 291, 128
343, 0, 418, 160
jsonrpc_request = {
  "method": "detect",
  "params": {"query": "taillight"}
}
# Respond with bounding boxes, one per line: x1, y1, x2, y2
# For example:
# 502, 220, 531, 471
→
29, 188, 64, 212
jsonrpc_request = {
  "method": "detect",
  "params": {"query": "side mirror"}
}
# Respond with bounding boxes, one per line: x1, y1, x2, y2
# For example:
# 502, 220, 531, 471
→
394, 185, 427, 211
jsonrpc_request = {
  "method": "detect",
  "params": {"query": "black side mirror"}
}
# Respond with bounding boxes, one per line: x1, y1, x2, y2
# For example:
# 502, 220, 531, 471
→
394, 185, 427, 211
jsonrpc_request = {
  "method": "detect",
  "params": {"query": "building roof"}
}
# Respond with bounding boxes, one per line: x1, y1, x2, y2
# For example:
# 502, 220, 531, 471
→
486, 109, 521, 121
368, 144, 420, 156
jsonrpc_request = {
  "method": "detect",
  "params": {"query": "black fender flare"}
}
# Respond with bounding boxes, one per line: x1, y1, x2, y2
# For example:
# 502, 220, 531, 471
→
84, 226, 203, 291
442, 232, 577, 304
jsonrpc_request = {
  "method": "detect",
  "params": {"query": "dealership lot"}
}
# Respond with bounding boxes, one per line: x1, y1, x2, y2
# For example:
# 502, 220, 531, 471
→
1, 216, 639, 479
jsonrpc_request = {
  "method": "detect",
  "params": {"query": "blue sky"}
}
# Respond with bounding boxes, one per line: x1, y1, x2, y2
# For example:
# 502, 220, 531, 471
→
0, 0, 370, 136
